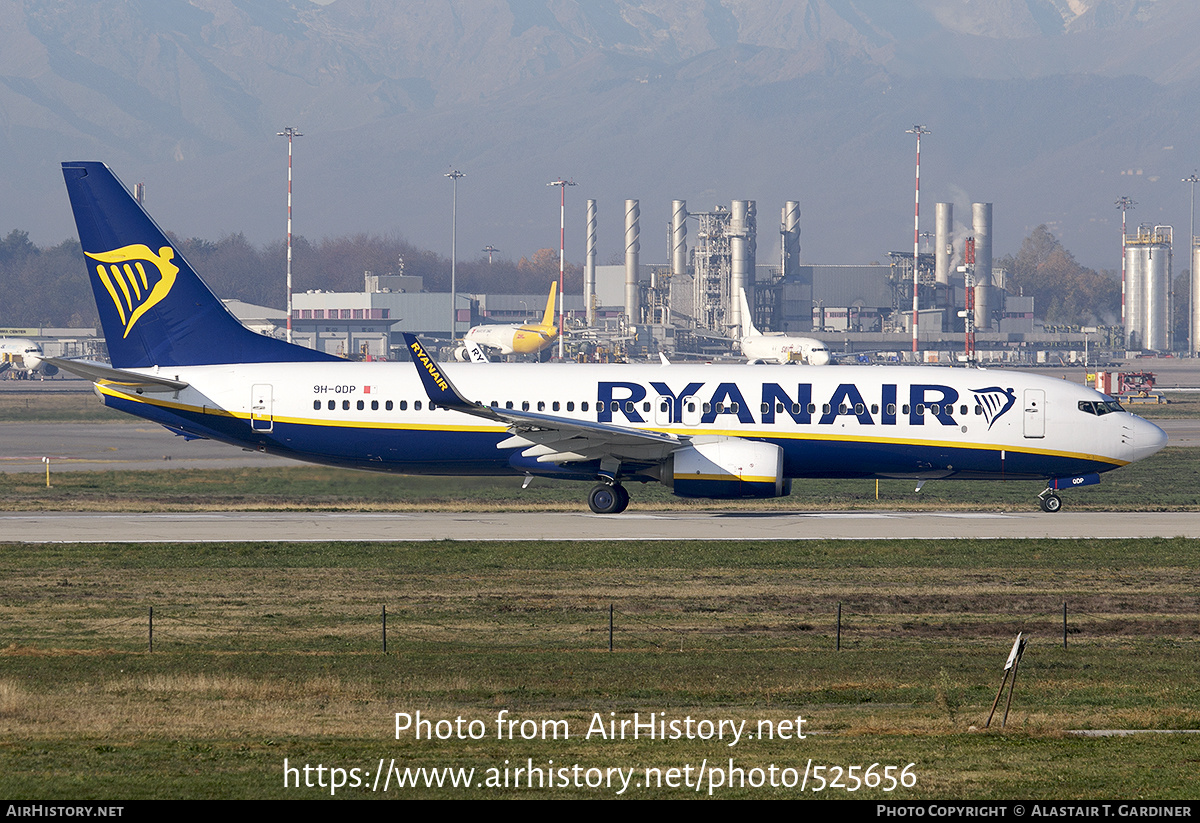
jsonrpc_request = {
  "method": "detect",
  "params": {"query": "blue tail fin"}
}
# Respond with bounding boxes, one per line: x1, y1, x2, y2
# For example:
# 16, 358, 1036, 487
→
62, 161, 337, 368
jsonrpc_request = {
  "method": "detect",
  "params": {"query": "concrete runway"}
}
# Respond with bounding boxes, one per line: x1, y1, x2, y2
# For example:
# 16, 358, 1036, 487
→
0, 422, 295, 472
1, 421, 1196, 543
3, 510, 1199, 542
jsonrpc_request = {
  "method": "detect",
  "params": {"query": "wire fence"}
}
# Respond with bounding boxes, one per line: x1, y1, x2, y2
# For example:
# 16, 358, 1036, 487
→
16, 599, 1195, 654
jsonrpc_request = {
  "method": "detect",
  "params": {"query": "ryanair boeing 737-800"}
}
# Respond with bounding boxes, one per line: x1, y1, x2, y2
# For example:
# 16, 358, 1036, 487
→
49, 162, 1166, 514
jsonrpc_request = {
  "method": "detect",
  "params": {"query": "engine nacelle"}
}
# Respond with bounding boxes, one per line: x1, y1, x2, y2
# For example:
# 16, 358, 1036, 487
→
662, 440, 790, 499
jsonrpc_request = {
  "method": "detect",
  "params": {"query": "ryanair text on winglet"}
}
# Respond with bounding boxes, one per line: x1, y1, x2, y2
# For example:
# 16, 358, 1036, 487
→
409, 340, 450, 392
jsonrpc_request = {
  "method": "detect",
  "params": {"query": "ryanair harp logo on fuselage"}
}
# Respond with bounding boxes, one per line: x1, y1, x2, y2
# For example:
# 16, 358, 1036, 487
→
85, 244, 179, 338
972, 386, 1017, 430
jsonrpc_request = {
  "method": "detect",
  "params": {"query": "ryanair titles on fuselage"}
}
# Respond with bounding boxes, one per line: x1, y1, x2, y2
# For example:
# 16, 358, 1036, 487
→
592, 380, 1017, 429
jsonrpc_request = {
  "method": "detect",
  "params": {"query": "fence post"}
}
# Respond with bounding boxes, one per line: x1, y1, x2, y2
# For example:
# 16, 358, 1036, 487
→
609, 604, 614, 652
148, 606, 153, 652
836, 602, 842, 651
382, 604, 387, 654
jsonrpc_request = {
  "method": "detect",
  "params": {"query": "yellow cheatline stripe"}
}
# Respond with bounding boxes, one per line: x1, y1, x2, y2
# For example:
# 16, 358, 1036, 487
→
96, 385, 506, 434
95, 385, 1125, 466
680, 474, 778, 483
644, 425, 1127, 467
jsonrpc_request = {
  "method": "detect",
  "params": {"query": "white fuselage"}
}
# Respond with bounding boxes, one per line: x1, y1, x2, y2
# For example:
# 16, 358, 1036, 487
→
740, 334, 833, 365
97, 361, 1166, 483
0, 339, 54, 377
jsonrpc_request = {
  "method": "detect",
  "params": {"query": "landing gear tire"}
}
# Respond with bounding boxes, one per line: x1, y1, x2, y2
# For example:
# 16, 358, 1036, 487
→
612, 484, 629, 513
588, 483, 629, 514
1039, 493, 1062, 513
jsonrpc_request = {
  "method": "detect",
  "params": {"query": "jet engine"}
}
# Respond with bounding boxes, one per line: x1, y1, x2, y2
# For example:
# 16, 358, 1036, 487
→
662, 439, 790, 499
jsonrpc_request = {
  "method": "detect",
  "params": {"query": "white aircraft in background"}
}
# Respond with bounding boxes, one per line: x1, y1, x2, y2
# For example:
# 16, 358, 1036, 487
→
459, 282, 559, 359
738, 288, 832, 365
0, 338, 58, 379
49, 161, 1167, 515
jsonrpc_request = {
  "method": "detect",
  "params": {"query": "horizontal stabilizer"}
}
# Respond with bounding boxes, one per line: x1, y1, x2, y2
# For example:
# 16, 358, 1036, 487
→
43, 357, 189, 392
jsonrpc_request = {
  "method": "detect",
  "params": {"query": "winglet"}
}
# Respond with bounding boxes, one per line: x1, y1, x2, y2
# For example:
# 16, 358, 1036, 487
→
403, 333, 474, 410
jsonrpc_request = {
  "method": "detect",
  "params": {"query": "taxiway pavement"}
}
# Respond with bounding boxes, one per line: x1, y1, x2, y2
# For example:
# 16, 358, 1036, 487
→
4, 510, 1198, 542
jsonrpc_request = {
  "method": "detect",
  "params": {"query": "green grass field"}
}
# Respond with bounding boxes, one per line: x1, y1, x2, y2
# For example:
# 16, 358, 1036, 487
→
2, 538, 1197, 799
2, 444, 1197, 512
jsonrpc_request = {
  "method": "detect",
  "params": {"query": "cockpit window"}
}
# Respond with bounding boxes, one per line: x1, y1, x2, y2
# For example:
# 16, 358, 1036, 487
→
1079, 400, 1125, 416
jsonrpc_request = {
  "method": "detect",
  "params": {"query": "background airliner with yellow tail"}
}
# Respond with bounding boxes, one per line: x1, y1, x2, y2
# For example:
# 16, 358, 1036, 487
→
50, 162, 1166, 514
459, 282, 559, 358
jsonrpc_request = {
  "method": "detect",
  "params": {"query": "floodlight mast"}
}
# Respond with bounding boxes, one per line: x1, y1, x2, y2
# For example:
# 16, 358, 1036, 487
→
547, 178, 576, 360
445, 170, 465, 340
907, 125, 930, 356
1184, 173, 1200, 355
1116, 195, 1136, 331
277, 127, 302, 344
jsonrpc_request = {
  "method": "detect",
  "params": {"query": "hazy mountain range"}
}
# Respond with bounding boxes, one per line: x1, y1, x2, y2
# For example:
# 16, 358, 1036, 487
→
4, 0, 1200, 276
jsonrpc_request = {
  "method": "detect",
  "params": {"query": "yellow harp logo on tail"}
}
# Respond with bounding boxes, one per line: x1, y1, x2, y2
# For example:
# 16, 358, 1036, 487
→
84, 245, 179, 338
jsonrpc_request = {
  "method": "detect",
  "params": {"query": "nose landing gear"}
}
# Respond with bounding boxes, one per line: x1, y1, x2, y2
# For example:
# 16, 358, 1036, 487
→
1038, 490, 1063, 513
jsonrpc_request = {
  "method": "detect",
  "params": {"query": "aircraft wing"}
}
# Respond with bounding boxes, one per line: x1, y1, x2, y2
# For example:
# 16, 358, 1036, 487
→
403, 334, 682, 464
43, 357, 189, 392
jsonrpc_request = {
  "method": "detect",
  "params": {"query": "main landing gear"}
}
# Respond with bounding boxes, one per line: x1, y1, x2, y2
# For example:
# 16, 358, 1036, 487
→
588, 482, 629, 514
1038, 489, 1063, 513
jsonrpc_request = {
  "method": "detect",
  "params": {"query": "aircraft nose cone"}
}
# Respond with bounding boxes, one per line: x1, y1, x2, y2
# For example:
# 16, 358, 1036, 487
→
1132, 415, 1168, 462
810, 351, 831, 366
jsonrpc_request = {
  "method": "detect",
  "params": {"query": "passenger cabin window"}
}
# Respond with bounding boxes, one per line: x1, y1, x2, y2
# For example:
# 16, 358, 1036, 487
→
342, 400, 350, 410
385, 401, 393, 411
414, 401, 422, 411
313, 400, 321, 410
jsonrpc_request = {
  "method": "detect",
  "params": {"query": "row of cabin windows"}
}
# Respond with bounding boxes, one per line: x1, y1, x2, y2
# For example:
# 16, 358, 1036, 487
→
315, 399, 397, 411
312, 398, 991, 418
